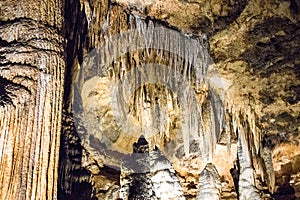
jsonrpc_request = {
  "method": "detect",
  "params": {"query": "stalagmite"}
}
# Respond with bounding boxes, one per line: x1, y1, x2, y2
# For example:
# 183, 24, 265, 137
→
196, 163, 222, 200
237, 124, 261, 200
261, 146, 275, 193
58, 111, 96, 199
120, 136, 185, 200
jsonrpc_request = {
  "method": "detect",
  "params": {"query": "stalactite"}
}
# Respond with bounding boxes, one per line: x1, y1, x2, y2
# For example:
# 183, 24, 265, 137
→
93, 14, 222, 157
225, 100, 275, 198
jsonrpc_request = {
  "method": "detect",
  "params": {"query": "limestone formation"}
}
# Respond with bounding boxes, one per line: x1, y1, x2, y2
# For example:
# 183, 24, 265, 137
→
196, 163, 222, 200
0, 0, 299, 199
120, 136, 185, 200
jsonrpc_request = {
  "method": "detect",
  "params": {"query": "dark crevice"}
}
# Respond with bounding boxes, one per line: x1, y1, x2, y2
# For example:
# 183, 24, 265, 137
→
0, 76, 14, 106
58, 0, 96, 198
0, 38, 10, 47
0, 76, 32, 107
290, 0, 300, 15
58, 111, 98, 200
62, 0, 88, 110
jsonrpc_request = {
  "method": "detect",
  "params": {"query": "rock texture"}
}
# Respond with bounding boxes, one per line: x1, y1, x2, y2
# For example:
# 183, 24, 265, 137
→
0, 0, 65, 199
57, 0, 300, 199
120, 136, 185, 200
196, 163, 222, 200
1, 0, 297, 199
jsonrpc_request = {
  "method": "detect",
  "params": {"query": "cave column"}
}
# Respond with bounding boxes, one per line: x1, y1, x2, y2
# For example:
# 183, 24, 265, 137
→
0, 0, 65, 199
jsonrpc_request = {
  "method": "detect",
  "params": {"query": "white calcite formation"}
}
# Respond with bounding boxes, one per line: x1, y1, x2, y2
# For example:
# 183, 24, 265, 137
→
196, 163, 222, 200
120, 137, 185, 199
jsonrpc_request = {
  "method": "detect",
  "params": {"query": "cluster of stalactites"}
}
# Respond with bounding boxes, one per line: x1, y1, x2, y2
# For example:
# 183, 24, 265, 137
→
78, 13, 226, 161
82, 13, 210, 89
226, 102, 275, 197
